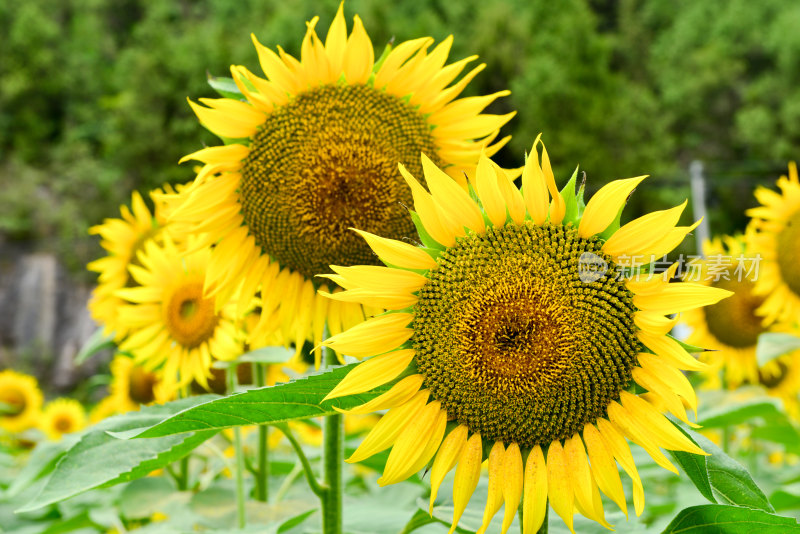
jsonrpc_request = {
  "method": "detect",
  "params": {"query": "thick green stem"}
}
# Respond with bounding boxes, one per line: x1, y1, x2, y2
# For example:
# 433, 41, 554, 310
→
177, 457, 189, 491
254, 363, 269, 502
228, 368, 247, 529
321, 345, 343, 534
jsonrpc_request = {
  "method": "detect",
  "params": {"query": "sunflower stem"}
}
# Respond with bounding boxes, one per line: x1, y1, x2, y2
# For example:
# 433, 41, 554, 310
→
254, 363, 269, 502
276, 422, 326, 497
228, 367, 247, 529
321, 344, 343, 534
176, 385, 190, 491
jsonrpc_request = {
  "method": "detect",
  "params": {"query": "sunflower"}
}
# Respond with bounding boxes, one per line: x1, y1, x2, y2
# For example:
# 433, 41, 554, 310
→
758, 352, 800, 419
115, 235, 246, 393
0, 370, 43, 434
746, 162, 800, 325
321, 139, 731, 533
682, 235, 767, 388
108, 354, 173, 413
41, 398, 87, 440
172, 4, 514, 364
88, 187, 177, 340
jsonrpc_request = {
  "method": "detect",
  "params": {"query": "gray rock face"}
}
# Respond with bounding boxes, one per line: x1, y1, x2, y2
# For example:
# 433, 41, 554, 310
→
0, 242, 107, 392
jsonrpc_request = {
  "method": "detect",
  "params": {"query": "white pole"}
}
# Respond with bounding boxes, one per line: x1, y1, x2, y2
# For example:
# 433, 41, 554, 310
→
689, 159, 710, 257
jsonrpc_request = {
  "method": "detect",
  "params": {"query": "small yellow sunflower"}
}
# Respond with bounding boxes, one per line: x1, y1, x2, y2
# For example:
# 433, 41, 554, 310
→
758, 352, 800, 419
115, 236, 246, 393
683, 235, 768, 388
109, 354, 173, 413
746, 162, 800, 325
88, 187, 177, 340
321, 139, 731, 533
172, 4, 514, 364
41, 398, 87, 440
0, 370, 44, 433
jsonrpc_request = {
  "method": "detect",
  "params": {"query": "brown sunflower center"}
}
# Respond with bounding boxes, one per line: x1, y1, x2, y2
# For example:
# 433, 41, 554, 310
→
163, 281, 218, 348
759, 359, 790, 389
54, 414, 74, 433
413, 223, 639, 448
1, 389, 26, 416
703, 278, 766, 348
777, 209, 800, 296
240, 83, 439, 280
128, 366, 157, 405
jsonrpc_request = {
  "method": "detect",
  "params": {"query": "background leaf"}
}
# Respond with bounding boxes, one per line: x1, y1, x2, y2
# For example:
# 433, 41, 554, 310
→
670, 425, 774, 512
756, 332, 800, 366
18, 397, 218, 512
662, 504, 800, 533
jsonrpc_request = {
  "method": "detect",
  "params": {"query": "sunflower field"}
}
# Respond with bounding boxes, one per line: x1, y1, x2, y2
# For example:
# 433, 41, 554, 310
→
3, 1, 800, 533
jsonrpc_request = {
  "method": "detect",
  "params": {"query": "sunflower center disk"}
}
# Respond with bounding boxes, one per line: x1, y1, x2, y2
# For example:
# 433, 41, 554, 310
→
1, 389, 26, 416
703, 278, 765, 348
164, 282, 219, 348
54, 416, 73, 433
777, 209, 800, 296
128, 367, 157, 404
240, 84, 439, 279
759, 359, 790, 388
414, 223, 638, 448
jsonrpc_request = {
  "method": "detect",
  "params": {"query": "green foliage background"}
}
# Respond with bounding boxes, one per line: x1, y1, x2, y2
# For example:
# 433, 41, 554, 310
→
1, 0, 798, 272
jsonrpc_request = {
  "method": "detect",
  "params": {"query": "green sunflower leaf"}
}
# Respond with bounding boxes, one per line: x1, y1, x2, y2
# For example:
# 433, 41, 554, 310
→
661, 504, 800, 533
669, 424, 774, 512
17, 396, 218, 512
207, 74, 242, 100
756, 332, 800, 366
127, 363, 396, 439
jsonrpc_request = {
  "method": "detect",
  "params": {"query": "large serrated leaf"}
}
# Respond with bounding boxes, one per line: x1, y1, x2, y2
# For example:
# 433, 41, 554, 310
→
131, 363, 395, 439
670, 425, 774, 512
662, 504, 800, 533
18, 397, 218, 512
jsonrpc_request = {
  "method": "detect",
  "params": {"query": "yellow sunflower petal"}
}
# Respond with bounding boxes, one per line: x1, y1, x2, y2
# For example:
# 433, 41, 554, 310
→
578, 175, 648, 238
637, 331, 706, 372
582, 424, 628, 517
422, 153, 485, 234
522, 445, 548, 534
379, 400, 443, 485
546, 440, 575, 534
602, 201, 687, 257
429, 425, 469, 514
500, 443, 523, 534
323, 349, 415, 401
476, 441, 506, 534
521, 134, 549, 224
335, 374, 424, 415
399, 163, 456, 247
347, 390, 428, 462
352, 229, 438, 270
343, 14, 373, 84
322, 313, 413, 358
449, 433, 483, 534
475, 153, 507, 226
595, 419, 645, 516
